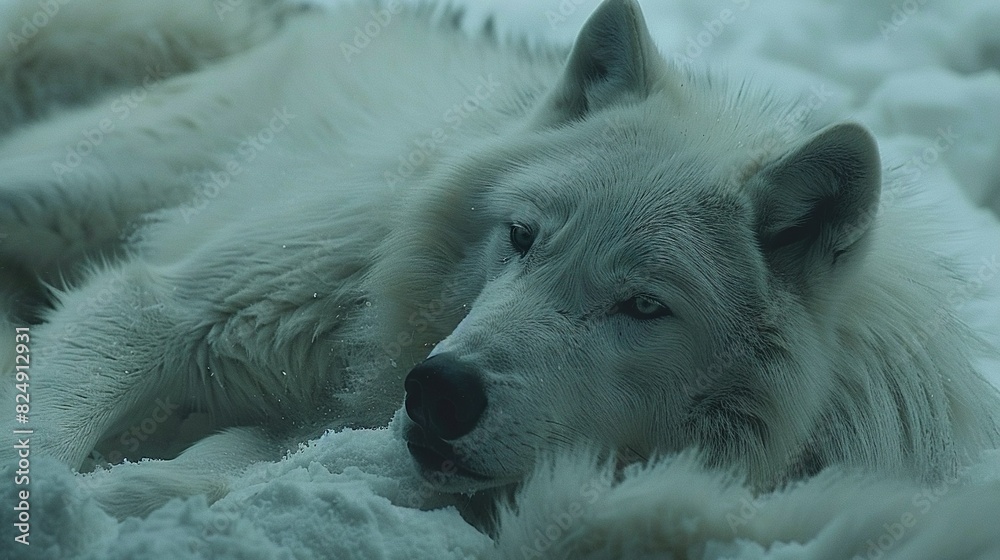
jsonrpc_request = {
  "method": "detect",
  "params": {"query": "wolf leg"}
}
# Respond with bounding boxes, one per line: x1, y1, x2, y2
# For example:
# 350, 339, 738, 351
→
84, 427, 277, 520
0, 0, 311, 308
26, 259, 211, 468
0, 0, 291, 132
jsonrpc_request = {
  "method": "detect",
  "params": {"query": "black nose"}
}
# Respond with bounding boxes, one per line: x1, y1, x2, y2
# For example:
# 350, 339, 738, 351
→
404, 353, 487, 441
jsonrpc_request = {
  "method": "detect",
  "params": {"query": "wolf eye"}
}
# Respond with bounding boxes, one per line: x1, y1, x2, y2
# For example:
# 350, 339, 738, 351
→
509, 223, 536, 256
614, 295, 673, 320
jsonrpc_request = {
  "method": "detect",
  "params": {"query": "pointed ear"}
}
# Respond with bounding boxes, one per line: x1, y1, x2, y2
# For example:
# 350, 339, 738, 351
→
531, 0, 664, 127
750, 122, 882, 292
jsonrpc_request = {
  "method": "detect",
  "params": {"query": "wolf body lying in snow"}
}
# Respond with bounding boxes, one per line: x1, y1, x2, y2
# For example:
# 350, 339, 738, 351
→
0, 0, 998, 520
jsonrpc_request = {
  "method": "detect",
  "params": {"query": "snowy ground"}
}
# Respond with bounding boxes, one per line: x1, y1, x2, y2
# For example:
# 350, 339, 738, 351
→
4, 0, 1000, 558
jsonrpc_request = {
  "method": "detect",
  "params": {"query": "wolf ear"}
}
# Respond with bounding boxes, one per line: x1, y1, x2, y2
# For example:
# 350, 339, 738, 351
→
751, 122, 882, 291
531, 0, 663, 127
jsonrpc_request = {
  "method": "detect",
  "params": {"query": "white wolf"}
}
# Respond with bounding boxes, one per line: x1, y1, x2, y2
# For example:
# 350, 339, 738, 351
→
1, 0, 998, 520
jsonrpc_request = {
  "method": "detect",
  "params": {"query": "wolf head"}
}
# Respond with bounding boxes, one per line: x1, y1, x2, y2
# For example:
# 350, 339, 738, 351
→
391, 0, 882, 492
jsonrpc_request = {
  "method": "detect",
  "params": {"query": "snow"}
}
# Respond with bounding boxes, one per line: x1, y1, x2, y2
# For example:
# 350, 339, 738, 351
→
5, 0, 1000, 558
5, 414, 492, 559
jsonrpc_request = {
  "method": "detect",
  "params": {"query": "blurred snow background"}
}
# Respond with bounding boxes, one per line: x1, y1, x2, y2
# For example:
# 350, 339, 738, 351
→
4, 0, 1000, 558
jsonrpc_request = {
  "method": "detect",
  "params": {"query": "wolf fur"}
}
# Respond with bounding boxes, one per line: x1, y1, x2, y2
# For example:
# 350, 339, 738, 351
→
1, 0, 998, 523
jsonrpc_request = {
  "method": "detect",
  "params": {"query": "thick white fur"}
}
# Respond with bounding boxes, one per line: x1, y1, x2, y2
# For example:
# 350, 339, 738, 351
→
492, 451, 1000, 559
1, 0, 998, 530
